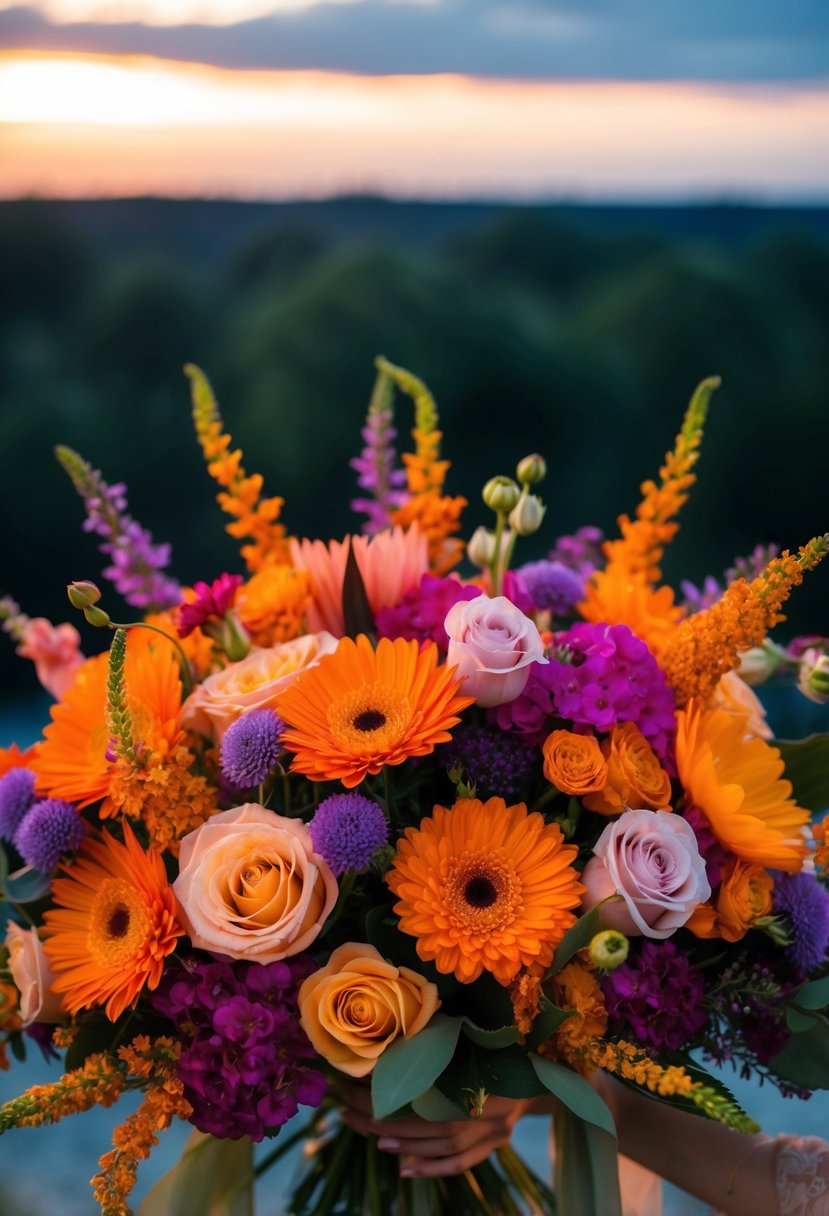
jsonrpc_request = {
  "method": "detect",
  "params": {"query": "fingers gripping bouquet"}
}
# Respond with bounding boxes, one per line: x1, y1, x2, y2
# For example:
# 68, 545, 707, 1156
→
0, 358, 827, 1216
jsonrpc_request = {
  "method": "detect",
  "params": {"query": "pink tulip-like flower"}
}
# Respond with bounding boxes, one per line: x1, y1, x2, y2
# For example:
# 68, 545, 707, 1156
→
17, 618, 83, 701
581, 809, 711, 939
444, 594, 546, 708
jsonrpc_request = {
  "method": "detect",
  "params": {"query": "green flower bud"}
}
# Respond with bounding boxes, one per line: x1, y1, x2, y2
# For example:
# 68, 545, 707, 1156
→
482, 475, 520, 514
508, 492, 546, 537
467, 525, 496, 568
798, 648, 829, 704
516, 453, 546, 486
83, 605, 112, 628
588, 929, 629, 970
67, 580, 102, 610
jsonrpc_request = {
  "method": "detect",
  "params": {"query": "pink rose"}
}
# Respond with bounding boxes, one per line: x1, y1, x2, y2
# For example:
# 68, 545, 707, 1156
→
173, 804, 339, 962
444, 594, 546, 708
17, 618, 83, 701
581, 809, 711, 939
179, 632, 339, 743
5, 922, 63, 1025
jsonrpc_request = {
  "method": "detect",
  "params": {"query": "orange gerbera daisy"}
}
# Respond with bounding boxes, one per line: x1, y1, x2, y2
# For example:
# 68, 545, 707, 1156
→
276, 635, 473, 788
30, 630, 183, 808
387, 797, 583, 985
676, 699, 809, 873
43, 824, 183, 1022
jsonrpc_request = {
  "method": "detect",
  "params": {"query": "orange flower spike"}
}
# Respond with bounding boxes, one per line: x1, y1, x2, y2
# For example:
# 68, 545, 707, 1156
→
663, 535, 829, 708
185, 363, 290, 572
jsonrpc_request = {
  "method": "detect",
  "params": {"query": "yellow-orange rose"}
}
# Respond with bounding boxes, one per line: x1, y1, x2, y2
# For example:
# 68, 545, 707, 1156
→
179, 632, 339, 742
542, 730, 607, 795
714, 858, 773, 943
583, 722, 672, 815
298, 943, 440, 1077
173, 804, 338, 962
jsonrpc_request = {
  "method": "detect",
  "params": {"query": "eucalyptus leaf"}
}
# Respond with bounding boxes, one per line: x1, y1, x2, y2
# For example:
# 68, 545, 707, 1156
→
461, 1020, 521, 1049
770, 1016, 829, 1089
546, 904, 606, 977
531, 1055, 616, 1137
554, 1105, 622, 1216
138, 1131, 254, 1216
778, 734, 829, 813
410, 1087, 466, 1122
786, 1006, 824, 1034
371, 1015, 462, 1118
2, 865, 52, 904
792, 976, 829, 1011
528, 998, 573, 1050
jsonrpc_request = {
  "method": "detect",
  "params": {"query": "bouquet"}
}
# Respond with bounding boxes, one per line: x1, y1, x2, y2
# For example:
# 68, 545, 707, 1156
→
0, 357, 827, 1216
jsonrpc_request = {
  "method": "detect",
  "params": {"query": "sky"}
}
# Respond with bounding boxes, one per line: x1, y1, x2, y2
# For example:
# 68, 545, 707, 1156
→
0, 0, 828, 200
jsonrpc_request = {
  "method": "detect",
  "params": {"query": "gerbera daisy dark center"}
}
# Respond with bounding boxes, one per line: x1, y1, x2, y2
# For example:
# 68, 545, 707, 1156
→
107, 905, 131, 939
352, 709, 387, 732
464, 876, 498, 908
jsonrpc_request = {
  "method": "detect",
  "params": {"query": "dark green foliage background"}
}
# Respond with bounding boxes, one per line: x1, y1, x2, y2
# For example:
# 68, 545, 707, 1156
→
1, 197, 827, 698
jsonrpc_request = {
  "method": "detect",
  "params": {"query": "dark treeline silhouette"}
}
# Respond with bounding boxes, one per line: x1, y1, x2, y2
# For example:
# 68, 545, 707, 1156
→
1, 197, 827, 698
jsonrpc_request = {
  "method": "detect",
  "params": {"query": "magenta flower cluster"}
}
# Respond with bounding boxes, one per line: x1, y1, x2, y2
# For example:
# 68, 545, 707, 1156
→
177, 573, 243, 638
153, 954, 326, 1142
377, 574, 481, 650
603, 940, 707, 1052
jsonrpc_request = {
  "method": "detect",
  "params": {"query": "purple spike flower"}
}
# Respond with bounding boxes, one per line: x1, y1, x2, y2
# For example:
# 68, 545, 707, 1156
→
350, 374, 408, 535
309, 793, 388, 875
57, 446, 180, 612
0, 769, 37, 842
15, 799, 86, 871
220, 710, 284, 788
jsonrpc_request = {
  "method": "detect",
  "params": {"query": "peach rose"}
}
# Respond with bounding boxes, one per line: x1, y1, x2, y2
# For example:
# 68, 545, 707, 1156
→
173, 804, 338, 962
5, 922, 63, 1025
298, 943, 440, 1077
179, 632, 339, 742
714, 858, 774, 943
542, 730, 607, 795
583, 722, 672, 815
444, 594, 546, 708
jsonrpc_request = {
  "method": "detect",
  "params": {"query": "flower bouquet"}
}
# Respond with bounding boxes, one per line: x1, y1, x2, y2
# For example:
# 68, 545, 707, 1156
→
0, 357, 828, 1216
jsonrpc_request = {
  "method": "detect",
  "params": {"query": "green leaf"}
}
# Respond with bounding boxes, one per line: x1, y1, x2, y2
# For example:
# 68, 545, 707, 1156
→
371, 1015, 462, 1118
546, 904, 606, 977
527, 998, 573, 1050
770, 1016, 829, 1088
410, 1087, 466, 1122
341, 538, 375, 640
461, 1019, 521, 1049
554, 1105, 623, 1216
0, 844, 8, 891
792, 976, 829, 1011
436, 1040, 546, 1107
2, 866, 52, 904
778, 734, 829, 813
530, 1055, 616, 1138
786, 1006, 823, 1034
138, 1131, 254, 1216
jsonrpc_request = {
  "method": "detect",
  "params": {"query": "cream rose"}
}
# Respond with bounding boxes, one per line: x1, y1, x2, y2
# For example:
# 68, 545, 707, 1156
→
179, 632, 339, 742
173, 804, 338, 962
581, 808, 711, 939
5, 922, 63, 1025
444, 594, 546, 708
298, 943, 440, 1077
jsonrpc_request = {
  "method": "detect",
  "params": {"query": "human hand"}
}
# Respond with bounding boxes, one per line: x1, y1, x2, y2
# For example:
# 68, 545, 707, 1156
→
337, 1080, 541, 1178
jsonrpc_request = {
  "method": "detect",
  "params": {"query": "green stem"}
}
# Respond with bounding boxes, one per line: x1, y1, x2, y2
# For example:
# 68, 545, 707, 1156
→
382, 767, 397, 826
530, 784, 561, 815
489, 511, 507, 596
109, 620, 194, 699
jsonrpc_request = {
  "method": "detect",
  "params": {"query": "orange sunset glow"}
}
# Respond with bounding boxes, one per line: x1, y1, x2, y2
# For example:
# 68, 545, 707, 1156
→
2, 50, 829, 199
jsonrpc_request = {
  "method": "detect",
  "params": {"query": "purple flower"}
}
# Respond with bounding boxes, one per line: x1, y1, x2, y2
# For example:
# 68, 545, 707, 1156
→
683, 805, 732, 888
487, 661, 559, 745
603, 940, 707, 1052
376, 575, 482, 651
309, 793, 388, 876
548, 526, 604, 580
546, 622, 675, 760
773, 871, 829, 974
220, 710, 284, 788
153, 954, 325, 1142
515, 560, 586, 617
442, 723, 537, 801
178, 573, 243, 638
680, 575, 722, 614
0, 768, 37, 842
14, 800, 86, 872
350, 382, 409, 535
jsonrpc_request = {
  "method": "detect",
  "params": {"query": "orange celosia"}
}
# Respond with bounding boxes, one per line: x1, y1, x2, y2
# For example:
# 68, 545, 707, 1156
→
0, 1051, 126, 1131
43, 825, 183, 1022
186, 364, 290, 572
236, 564, 311, 647
510, 969, 544, 1039
579, 562, 683, 658
277, 634, 473, 788
388, 797, 583, 986
676, 700, 809, 872
662, 536, 829, 708
30, 630, 183, 809
105, 744, 217, 855
548, 958, 608, 1063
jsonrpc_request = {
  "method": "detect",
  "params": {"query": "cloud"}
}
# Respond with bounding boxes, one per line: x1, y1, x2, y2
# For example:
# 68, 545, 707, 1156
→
0, 0, 827, 80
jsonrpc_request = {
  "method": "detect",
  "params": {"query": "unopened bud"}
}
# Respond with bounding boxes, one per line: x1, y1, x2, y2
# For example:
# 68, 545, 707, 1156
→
67, 581, 102, 610
83, 605, 112, 628
737, 641, 788, 687
467, 526, 496, 568
799, 648, 829, 704
516, 453, 546, 486
482, 476, 520, 514
588, 929, 629, 971
508, 492, 546, 537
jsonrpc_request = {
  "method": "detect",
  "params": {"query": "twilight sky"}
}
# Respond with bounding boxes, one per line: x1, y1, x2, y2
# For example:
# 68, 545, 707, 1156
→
1, 0, 828, 199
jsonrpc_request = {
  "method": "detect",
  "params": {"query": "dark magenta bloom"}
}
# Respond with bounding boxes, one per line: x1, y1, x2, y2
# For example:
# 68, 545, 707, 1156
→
220, 709, 284, 788
14, 799, 86, 871
604, 940, 707, 1052
177, 573, 243, 638
309, 793, 388, 876
0, 768, 36, 842
376, 574, 482, 651
443, 723, 537, 801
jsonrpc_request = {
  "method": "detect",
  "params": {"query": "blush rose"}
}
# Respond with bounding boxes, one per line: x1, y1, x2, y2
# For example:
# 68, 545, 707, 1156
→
173, 804, 339, 963
444, 594, 546, 708
5, 922, 64, 1025
581, 808, 711, 939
